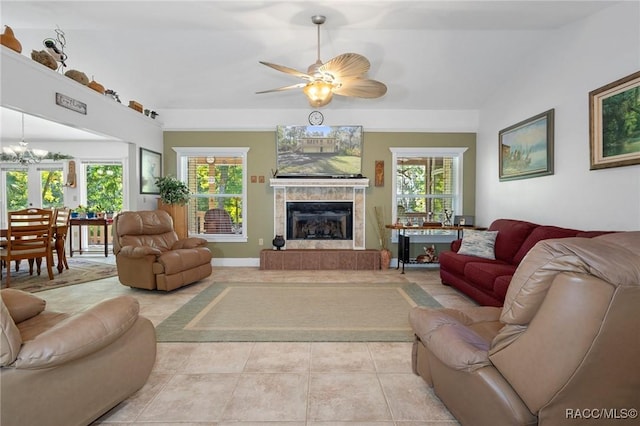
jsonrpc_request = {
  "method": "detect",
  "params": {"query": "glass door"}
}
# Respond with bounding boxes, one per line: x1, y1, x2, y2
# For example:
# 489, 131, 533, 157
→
0, 164, 64, 228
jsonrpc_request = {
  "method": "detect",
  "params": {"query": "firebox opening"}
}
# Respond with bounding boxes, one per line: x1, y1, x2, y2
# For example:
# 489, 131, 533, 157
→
286, 202, 353, 240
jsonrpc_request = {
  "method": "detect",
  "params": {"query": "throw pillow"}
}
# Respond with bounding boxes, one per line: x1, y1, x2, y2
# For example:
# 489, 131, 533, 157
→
457, 229, 498, 260
1, 289, 46, 323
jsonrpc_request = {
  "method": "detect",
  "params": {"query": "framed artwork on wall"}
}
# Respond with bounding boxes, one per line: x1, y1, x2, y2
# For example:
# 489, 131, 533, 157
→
375, 160, 384, 186
499, 109, 554, 181
589, 70, 640, 170
140, 148, 162, 194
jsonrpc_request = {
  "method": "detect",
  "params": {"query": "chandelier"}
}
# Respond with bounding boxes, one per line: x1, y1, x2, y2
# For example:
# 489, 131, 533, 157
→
2, 114, 48, 165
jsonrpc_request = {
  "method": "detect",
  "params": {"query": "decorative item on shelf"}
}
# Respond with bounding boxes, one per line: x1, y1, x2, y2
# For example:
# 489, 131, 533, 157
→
129, 100, 143, 113
272, 235, 285, 250
416, 245, 438, 264
105, 89, 121, 103
422, 212, 442, 227
0, 25, 22, 53
373, 205, 392, 269
42, 26, 68, 71
88, 77, 105, 94
144, 109, 160, 119
64, 69, 89, 85
442, 209, 453, 227
31, 50, 58, 70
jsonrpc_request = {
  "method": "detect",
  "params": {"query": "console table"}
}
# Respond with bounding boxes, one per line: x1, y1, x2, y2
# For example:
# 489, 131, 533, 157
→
69, 217, 113, 257
386, 224, 474, 273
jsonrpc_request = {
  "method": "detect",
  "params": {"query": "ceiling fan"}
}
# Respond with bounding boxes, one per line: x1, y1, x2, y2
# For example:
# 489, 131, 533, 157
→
256, 15, 387, 107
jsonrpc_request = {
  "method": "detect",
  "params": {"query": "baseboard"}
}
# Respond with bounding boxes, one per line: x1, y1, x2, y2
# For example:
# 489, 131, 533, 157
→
213, 258, 260, 267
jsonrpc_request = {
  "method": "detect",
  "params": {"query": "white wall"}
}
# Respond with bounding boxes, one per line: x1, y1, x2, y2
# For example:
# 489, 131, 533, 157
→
1, 48, 164, 211
476, 2, 640, 231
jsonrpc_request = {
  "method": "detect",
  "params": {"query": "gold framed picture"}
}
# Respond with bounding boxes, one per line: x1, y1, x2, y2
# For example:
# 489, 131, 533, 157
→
589, 70, 640, 170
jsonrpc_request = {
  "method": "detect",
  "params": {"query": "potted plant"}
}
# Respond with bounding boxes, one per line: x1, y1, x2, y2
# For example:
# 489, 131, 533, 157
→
373, 206, 392, 269
155, 176, 191, 205
155, 176, 190, 238
74, 205, 87, 219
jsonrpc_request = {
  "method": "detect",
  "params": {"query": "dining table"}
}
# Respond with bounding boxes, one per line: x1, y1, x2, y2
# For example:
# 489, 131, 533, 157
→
0, 224, 69, 274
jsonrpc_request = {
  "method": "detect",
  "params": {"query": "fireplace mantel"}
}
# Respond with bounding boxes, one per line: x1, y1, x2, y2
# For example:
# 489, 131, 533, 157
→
270, 178, 370, 250
270, 178, 369, 189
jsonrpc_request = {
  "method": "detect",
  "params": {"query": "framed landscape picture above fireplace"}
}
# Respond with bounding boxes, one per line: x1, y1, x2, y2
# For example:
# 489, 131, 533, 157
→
275, 125, 363, 177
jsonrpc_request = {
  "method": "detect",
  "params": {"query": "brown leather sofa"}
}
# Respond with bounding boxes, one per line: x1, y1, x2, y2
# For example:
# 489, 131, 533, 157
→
1, 288, 156, 426
410, 232, 640, 426
113, 210, 213, 291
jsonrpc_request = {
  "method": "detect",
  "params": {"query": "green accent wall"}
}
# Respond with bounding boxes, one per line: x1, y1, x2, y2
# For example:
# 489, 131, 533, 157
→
164, 131, 476, 259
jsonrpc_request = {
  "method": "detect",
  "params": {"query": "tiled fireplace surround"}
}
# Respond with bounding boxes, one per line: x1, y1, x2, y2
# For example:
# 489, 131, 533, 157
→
270, 178, 370, 250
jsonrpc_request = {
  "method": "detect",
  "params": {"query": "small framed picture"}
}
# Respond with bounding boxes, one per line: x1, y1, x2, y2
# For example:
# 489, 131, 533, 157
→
499, 109, 554, 181
140, 148, 162, 194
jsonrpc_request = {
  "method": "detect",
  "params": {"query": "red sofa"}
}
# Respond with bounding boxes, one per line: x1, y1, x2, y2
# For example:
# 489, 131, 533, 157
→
438, 219, 609, 306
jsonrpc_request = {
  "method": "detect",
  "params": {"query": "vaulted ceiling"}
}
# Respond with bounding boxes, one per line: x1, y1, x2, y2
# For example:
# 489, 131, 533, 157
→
2, 1, 618, 113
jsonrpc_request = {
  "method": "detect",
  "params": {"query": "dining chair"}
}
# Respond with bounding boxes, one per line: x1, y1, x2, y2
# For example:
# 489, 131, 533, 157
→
0, 208, 54, 287
53, 207, 71, 271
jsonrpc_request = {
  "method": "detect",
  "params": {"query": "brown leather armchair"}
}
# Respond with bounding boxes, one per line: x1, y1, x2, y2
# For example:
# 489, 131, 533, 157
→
113, 210, 212, 291
410, 232, 640, 426
1, 289, 156, 426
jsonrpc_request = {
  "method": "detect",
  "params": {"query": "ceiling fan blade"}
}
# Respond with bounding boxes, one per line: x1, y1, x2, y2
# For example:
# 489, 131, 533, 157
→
333, 78, 388, 98
256, 83, 307, 94
259, 61, 312, 80
320, 53, 370, 80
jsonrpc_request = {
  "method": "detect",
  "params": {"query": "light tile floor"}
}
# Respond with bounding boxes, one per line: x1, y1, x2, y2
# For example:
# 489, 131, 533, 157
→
37, 257, 476, 425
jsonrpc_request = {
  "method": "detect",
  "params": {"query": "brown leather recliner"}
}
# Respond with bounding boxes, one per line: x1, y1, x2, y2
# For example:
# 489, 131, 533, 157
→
113, 210, 212, 291
410, 231, 640, 426
1, 289, 156, 426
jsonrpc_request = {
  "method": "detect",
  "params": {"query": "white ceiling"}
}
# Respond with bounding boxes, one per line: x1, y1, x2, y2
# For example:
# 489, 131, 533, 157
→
0, 0, 619, 139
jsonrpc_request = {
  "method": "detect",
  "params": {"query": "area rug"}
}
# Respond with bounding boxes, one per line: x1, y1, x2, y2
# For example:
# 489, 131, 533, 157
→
1, 258, 117, 293
156, 282, 441, 342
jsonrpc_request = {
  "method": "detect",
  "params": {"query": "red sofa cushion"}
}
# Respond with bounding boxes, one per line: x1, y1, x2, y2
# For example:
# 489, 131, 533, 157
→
438, 250, 502, 276
488, 219, 538, 264
494, 275, 513, 301
512, 225, 581, 264
464, 262, 518, 291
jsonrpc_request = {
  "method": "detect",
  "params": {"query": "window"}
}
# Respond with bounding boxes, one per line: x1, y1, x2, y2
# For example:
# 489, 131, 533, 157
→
175, 147, 249, 242
0, 163, 64, 228
81, 162, 124, 213
390, 147, 467, 243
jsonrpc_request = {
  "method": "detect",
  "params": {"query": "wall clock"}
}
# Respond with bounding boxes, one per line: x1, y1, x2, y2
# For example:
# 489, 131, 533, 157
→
308, 110, 324, 125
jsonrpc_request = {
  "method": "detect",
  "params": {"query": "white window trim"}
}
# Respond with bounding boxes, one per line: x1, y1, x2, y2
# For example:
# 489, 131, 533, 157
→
173, 147, 249, 243
389, 147, 467, 243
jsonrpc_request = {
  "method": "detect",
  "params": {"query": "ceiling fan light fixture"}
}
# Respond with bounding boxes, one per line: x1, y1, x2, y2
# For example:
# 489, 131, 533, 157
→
257, 14, 386, 105
303, 81, 333, 107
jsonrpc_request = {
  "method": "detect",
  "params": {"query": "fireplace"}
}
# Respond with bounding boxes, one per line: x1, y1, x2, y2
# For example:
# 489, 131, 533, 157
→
270, 178, 369, 250
287, 202, 353, 240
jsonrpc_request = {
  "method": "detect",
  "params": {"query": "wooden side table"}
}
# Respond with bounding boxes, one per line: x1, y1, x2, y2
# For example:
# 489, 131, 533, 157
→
69, 217, 113, 257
